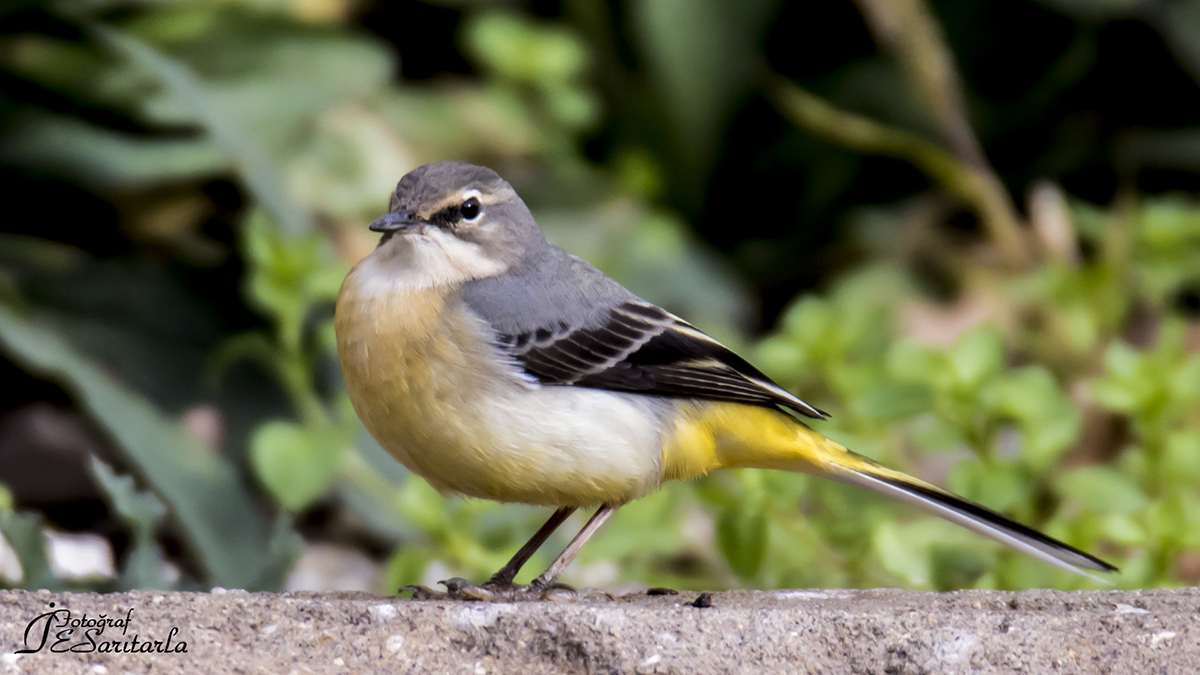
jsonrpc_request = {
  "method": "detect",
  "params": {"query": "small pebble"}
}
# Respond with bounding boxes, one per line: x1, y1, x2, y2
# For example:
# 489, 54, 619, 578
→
386, 634, 405, 653
691, 593, 714, 608
647, 587, 679, 596
369, 603, 398, 621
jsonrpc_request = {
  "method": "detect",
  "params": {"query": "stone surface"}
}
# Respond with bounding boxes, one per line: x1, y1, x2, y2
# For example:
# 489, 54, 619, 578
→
0, 587, 1197, 674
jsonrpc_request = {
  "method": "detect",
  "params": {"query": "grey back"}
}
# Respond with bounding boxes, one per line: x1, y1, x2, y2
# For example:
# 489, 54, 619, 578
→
461, 243, 637, 335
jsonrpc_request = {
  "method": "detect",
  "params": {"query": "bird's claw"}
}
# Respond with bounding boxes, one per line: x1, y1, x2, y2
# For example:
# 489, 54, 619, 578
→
402, 578, 596, 602
442, 577, 503, 601
400, 584, 448, 600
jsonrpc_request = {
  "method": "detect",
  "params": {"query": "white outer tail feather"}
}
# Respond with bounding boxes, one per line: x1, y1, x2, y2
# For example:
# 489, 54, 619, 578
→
838, 469, 1115, 583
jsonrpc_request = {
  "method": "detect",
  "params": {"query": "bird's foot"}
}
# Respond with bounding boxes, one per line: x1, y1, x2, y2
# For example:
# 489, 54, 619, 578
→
400, 577, 521, 601
402, 578, 608, 602
400, 584, 450, 600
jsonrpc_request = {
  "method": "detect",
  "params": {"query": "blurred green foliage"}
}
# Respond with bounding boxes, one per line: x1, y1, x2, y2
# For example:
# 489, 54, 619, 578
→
1, 0, 1199, 595
751, 196, 1200, 589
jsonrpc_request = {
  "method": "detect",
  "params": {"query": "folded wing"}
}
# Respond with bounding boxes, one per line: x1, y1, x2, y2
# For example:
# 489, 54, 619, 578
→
494, 300, 828, 420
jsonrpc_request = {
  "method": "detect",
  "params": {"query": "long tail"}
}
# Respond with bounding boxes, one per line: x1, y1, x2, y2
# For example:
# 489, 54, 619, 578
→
670, 402, 1118, 579
828, 457, 1117, 579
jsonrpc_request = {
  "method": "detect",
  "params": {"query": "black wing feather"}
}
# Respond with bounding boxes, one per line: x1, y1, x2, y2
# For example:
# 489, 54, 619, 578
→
497, 301, 828, 419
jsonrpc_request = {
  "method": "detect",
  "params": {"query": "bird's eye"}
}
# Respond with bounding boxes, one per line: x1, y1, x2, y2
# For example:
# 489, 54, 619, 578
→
460, 197, 481, 221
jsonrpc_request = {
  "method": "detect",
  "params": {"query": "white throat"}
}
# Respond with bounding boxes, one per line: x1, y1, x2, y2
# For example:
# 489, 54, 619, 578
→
356, 229, 507, 294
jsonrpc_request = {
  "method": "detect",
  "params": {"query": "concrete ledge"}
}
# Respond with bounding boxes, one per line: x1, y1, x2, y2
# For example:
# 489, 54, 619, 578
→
1, 588, 1196, 674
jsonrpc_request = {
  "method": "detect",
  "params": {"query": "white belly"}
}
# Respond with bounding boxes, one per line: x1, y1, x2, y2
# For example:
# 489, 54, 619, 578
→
400, 382, 668, 506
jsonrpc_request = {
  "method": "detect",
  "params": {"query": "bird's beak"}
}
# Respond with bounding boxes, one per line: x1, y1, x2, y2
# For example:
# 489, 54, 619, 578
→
369, 211, 425, 234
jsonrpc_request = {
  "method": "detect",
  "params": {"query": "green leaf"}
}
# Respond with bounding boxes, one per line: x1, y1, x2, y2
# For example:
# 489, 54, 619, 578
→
1139, 195, 1200, 248
872, 520, 931, 587
87, 23, 313, 236
205, 330, 279, 388
355, 431, 410, 486
782, 297, 833, 349
1170, 356, 1200, 401
630, 0, 774, 178
716, 499, 768, 579
88, 458, 168, 590
0, 511, 59, 591
89, 458, 166, 533
383, 546, 434, 592
240, 209, 345, 357
249, 514, 305, 591
909, 415, 970, 453
588, 490, 685, 562
250, 421, 343, 511
930, 544, 991, 591
1088, 380, 1141, 414
991, 367, 1067, 421
1058, 466, 1148, 514
754, 335, 809, 382
991, 367, 1082, 471
243, 210, 324, 316
0, 113, 228, 189
397, 476, 450, 533
1090, 342, 1158, 415
1023, 415, 1082, 472
852, 383, 933, 422
1164, 431, 1200, 483
947, 460, 1025, 514
950, 327, 1005, 389
464, 11, 589, 85
0, 305, 288, 589
307, 263, 351, 303
1100, 513, 1146, 546
1103, 341, 1141, 380
1148, 492, 1200, 549
885, 341, 943, 384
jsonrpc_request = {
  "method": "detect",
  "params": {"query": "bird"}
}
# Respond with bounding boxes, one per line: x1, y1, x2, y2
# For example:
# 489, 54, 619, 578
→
334, 161, 1116, 599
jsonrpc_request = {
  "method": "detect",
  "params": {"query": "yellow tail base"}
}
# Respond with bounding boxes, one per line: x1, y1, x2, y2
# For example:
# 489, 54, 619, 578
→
661, 400, 1117, 578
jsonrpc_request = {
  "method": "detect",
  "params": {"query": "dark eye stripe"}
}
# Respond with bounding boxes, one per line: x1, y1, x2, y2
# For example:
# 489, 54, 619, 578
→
428, 205, 458, 226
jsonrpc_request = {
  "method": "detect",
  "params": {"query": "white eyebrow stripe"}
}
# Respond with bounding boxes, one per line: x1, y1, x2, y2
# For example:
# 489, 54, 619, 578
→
419, 188, 510, 219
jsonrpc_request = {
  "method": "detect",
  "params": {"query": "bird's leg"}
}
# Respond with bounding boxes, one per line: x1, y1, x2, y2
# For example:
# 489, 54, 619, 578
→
408, 505, 615, 602
484, 506, 575, 588
405, 506, 575, 601
527, 504, 617, 593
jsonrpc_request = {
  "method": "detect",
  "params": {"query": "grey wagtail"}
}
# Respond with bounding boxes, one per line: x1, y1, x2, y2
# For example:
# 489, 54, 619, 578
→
335, 161, 1116, 599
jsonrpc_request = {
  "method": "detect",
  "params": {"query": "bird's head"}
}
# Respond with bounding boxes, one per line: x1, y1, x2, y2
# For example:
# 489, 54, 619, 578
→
366, 161, 544, 287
